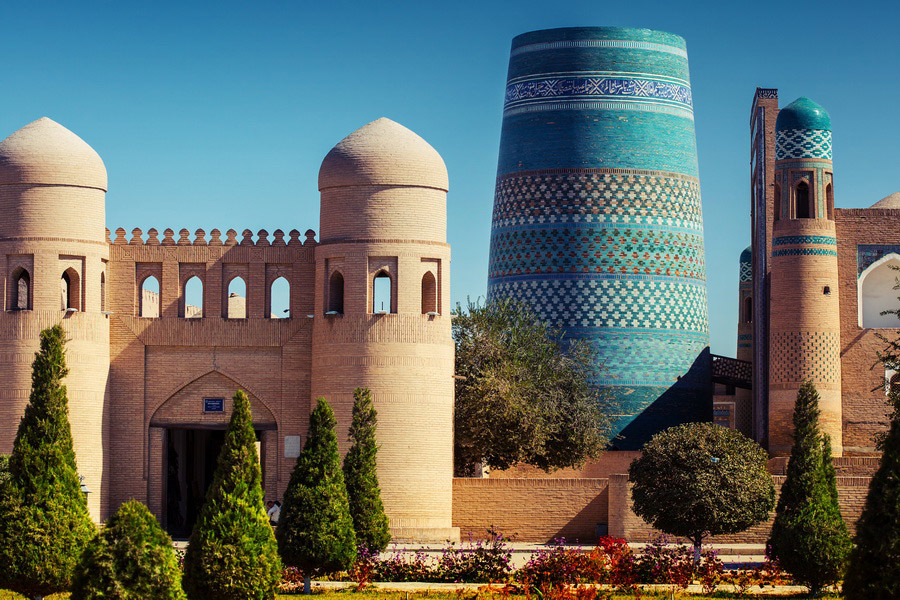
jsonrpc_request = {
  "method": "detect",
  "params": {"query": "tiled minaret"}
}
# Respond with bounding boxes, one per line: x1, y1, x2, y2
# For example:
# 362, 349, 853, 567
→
487, 27, 710, 448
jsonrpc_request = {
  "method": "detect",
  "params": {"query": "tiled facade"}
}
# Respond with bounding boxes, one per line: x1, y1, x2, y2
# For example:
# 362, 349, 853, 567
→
487, 27, 710, 449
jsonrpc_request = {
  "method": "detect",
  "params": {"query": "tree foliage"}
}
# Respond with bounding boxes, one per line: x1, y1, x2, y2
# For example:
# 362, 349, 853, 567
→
629, 422, 774, 559
0, 325, 96, 599
182, 390, 281, 600
767, 382, 851, 595
343, 387, 391, 552
452, 297, 611, 475
71, 500, 186, 600
277, 398, 356, 593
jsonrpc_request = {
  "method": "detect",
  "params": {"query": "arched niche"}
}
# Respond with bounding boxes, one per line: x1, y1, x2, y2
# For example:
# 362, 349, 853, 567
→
859, 253, 900, 328
150, 370, 276, 429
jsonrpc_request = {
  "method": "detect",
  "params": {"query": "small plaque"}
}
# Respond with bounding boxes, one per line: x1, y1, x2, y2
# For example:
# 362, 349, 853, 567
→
203, 397, 225, 413
284, 435, 301, 458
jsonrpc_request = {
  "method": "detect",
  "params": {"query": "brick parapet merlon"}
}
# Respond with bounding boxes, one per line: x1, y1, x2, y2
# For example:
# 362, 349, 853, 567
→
107, 227, 317, 247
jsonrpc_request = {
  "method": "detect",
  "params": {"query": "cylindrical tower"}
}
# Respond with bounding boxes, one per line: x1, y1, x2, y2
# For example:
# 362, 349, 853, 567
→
312, 118, 458, 541
0, 118, 111, 518
768, 97, 842, 456
734, 246, 753, 436
487, 27, 710, 448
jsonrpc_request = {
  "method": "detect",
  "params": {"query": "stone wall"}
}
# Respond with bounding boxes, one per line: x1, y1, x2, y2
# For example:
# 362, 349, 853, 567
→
452, 478, 608, 543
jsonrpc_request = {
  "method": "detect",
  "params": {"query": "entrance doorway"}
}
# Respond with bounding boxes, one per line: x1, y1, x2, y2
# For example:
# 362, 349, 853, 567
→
164, 427, 263, 538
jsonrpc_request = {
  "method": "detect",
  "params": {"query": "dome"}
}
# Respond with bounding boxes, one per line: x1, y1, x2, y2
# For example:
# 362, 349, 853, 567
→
318, 118, 448, 191
740, 245, 752, 263
775, 97, 831, 132
871, 191, 900, 209
0, 118, 107, 190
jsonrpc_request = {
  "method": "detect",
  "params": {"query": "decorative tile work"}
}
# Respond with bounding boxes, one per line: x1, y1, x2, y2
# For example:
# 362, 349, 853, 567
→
772, 248, 838, 257
771, 331, 840, 383
505, 75, 692, 115
775, 128, 833, 160
740, 258, 752, 283
857, 245, 900, 276
772, 235, 837, 246
503, 101, 694, 120
511, 39, 688, 59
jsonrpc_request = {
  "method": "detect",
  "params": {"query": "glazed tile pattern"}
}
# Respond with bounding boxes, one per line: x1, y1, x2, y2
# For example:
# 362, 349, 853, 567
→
775, 128, 833, 160
773, 235, 836, 246
857, 244, 900, 276
772, 247, 838, 257
488, 27, 710, 448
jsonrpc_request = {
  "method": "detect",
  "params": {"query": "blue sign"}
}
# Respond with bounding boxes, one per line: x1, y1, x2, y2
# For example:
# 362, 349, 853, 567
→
203, 398, 225, 413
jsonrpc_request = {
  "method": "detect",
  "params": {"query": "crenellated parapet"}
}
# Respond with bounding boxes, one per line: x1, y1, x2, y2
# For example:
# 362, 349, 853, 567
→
108, 227, 317, 247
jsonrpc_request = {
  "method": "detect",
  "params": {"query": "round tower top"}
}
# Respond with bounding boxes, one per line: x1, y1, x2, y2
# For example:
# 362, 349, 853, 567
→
871, 192, 900, 209
776, 97, 831, 132
740, 246, 752, 263
0, 118, 107, 190
318, 118, 448, 192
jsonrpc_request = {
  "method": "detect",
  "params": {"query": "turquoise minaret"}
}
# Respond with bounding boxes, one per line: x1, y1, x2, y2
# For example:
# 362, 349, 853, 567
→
487, 27, 710, 448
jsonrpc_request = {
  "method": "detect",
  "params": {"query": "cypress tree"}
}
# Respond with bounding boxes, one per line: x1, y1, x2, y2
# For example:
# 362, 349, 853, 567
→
182, 390, 281, 600
71, 500, 186, 599
0, 324, 96, 600
277, 398, 356, 594
768, 381, 851, 595
343, 387, 391, 552
843, 390, 900, 599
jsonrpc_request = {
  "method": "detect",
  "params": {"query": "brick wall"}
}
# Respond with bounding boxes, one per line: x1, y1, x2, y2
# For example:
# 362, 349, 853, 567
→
452, 478, 608, 543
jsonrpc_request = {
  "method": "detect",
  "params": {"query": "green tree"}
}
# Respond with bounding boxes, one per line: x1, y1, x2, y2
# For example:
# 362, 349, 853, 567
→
767, 381, 851, 595
0, 455, 8, 487
629, 422, 774, 564
343, 387, 391, 552
0, 325, 96, 600
182, 390, 281, 600
453, 298, 611, 475
71, 500, 186, 599
844, 387, 900, 598
277, 398, 356, 594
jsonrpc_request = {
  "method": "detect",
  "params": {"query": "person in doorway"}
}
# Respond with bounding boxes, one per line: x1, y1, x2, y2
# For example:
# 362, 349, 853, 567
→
267, 500, 280, 527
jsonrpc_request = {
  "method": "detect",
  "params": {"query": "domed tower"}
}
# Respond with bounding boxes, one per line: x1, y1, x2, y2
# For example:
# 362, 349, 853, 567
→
768, 98, 842, 456
313, 118, 458, 541
0, 118, 111, 518
734, 246, 753, 436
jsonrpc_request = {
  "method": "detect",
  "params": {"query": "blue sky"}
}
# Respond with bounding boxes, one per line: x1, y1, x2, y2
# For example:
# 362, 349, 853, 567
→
2, 0, 898, 354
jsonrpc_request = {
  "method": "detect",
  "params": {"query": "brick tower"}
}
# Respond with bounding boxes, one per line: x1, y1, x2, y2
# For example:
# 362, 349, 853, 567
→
768, 97, 842, 456
735, 246, 753, 436
313, 118, 458, 541
487, 27, 710, 448
0, 118, 111, 518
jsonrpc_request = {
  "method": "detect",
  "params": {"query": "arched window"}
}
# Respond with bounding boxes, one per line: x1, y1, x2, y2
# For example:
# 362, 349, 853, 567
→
373, 271, 392, 313
421, 271, 437, 314
183, 276, 203, 318
743, 296, 753, 323
140, 276, 160, 318
61, 268, 80, 311
226, 277, 247, 319
270, 277, 290, 319
327, 271, 344, 314
100, 272, 106, 312
795, 181, 810, 219
859, 254, 900, 327
774, 183, 781, 221
826, 183, 834, 220
11, 268, 30, 310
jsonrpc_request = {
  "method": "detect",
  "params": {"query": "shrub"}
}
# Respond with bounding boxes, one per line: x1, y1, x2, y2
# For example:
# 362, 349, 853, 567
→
629, 422, 775, 563
768, 381, 851, 595
277, 398, 356, 594
182, 390, 281, 600
0, 325, 96, 600
434, 530, 514, 582
517, 541, 603, 587
343, 387, 391, 553
71, 500, 185, 599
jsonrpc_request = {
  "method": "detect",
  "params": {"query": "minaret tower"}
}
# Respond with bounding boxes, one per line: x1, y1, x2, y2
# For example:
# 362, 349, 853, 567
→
735, 246, 753, 436
0, 118, 111, 518
768, 98, 841, 456
312, 118, 458, 541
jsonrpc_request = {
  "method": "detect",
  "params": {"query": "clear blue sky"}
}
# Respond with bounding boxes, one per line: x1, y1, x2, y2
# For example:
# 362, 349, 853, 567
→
2, 0, 899, 354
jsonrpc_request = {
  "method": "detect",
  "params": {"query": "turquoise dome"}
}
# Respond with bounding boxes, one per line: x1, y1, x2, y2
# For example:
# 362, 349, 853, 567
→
776, 97, 831, 132
740, 246, 752, 263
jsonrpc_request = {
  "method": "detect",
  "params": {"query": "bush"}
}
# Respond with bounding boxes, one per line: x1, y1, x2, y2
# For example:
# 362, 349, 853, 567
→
71, 500, 185, 599
434, 530, 514, 583
0, 325, 96, 600
277, 398, 356, 594
629, 422, 775, 561
343, 387, 391, 553
182, 390, 281, 600
768, 381, 851, 595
